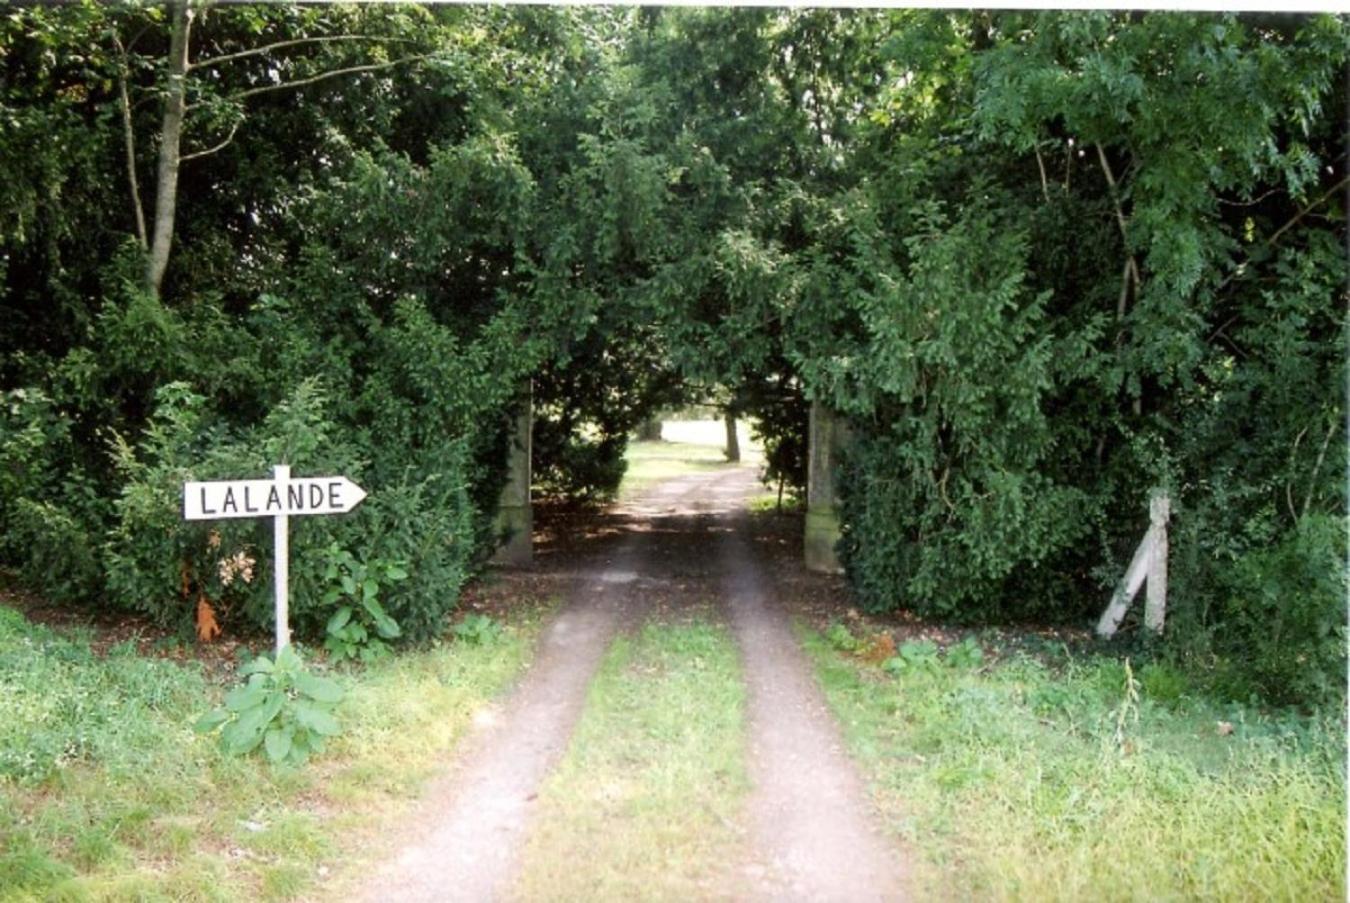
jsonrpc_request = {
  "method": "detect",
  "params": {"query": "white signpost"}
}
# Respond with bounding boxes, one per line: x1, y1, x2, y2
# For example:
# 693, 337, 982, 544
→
183, 465, 368, 653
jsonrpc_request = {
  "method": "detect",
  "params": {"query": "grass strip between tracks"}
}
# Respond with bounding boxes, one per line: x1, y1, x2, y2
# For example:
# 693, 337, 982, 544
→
514, 615, 748, 901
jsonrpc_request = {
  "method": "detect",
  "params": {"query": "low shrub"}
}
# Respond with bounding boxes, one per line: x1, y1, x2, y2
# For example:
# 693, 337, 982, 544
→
194, 646, 344, 767
104, 381, 354, 635
0, 388, 106, 603
104, 380, 477, 645
1207, 513, 1346, 706
452, 613, 502, 646
8, 497, 103, 605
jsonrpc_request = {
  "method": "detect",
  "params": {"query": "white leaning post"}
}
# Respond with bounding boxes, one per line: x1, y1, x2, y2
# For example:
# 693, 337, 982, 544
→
274, 464, 290, 654
1143, 491, 1170, 633
1096, 489, 1171, 639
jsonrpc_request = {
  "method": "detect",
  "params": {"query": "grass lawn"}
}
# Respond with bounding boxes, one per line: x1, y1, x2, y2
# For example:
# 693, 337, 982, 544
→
618, 418, 761, 501
802, 624, 1347, 901
513, 615, 749, 900
0, 603, 541, 901
619, 442, 734, 500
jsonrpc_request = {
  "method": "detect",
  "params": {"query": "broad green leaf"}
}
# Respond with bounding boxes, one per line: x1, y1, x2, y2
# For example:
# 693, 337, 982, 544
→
264, 727, 292, 763
294, 671, 344, 704
323, 636, 348, 660
224, 683, 267, 713
375, 615, 402, 640
294, 701, 341, 736
360, 594, 385, 618
193, 708, 231, 733
276, 645, 302, 671
238, 656, 275, 677
221, 705, 271, 755
326, 606, 353, 635
261, 690, 285, 723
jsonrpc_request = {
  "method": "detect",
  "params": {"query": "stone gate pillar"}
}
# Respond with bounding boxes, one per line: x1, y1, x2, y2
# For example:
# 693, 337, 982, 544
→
491, 388, 533, 566
804, 400, 848, 574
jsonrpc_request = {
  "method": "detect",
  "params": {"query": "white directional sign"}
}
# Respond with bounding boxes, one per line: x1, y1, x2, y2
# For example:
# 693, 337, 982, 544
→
183, 465, 368, 653
184, 475, 366, 520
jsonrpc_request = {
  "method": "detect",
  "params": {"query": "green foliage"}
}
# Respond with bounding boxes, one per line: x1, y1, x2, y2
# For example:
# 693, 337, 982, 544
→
8, 498, 104, 605
1137, 661, 1189, 706
824, 621, 857, 653
104, 380, 358, 634
532, 421, 630, 504
194, 645, 343, 768
0, 388, 69, 526
0, 3, 545, 647
1204, 513, 1347, 706
452, 613, 502, 646
0, 388, 106, 602
320, 544, 407, 664
746, 378, 808, 499
98, 375, 473, 645
828, 198, 1090, 620
882, 639, 940, 676
337, 468, 477, 643
945, 637, 985, 670
1, 5, 1344, 706
801, 11, 1347, 705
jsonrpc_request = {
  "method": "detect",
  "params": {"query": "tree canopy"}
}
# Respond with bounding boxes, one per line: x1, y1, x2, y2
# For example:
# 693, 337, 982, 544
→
1, 5, 1345, 704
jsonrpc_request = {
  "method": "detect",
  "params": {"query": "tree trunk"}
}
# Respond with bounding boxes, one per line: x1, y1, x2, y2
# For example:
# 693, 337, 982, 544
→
724, 410, 740, 463
636, 417, 663, 442
146, 0, 193, 297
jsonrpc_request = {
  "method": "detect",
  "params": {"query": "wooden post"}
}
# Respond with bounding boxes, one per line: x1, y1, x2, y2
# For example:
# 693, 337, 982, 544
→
1143, 491, 1169, 634
1096, 489, 1170, 638
273, 464, 291, 654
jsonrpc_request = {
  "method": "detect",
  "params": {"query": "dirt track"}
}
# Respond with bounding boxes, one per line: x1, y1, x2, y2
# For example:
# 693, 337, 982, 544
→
355, 464, 908, 901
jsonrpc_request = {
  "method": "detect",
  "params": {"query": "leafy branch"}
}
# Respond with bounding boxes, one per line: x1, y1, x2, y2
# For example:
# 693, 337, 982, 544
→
179, 117, 240, 162
188, 33, 417, 72
230, 54, 428, 102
